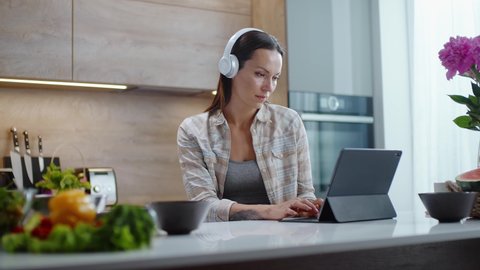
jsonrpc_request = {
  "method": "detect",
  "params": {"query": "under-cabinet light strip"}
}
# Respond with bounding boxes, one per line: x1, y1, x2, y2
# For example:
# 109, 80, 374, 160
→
0, 78, 128, 90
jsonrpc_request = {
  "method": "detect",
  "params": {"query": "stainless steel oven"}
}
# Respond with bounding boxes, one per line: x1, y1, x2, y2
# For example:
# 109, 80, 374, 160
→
289, 91, 374, 198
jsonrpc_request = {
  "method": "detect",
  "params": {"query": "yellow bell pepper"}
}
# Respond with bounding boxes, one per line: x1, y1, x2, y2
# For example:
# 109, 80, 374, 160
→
48, 190, 96, 227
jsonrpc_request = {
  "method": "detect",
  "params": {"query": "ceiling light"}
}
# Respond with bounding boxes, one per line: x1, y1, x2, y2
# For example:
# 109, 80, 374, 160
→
0, 78, 128, 90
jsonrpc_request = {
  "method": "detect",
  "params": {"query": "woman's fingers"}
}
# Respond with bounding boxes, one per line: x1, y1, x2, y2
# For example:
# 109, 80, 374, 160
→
313, 198, 324, 208
303, 199, 319, 212
270, 198, 324, 220
290, 198, 319, 214
286, 208, 298, 217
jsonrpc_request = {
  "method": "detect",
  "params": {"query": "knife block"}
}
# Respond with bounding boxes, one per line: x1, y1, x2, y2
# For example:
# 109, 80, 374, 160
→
0, 168, 14, 189
3, 157, 60, 190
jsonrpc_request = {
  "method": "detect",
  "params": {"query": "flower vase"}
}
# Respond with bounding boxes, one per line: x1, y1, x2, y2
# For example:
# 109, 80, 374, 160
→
478, 138, 480, 168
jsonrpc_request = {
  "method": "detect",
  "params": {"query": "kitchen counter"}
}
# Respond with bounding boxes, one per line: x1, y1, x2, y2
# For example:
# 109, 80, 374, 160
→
2, 210, 480, 270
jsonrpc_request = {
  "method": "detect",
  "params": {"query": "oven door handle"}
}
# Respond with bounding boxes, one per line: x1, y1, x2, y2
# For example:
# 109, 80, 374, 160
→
301, 113, 374, 124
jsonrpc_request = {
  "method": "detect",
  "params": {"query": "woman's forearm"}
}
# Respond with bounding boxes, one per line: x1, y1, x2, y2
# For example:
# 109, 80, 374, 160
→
228, 198, 319, 221
229, 204, 269, 221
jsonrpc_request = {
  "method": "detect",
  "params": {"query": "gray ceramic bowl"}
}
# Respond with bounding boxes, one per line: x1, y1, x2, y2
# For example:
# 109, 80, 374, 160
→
418, 192, 477, 222
146, 201, 210, 235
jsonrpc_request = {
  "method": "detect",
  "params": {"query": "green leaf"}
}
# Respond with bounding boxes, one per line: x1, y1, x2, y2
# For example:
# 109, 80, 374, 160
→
95, 205, 155, 251
469, 95, 479, 105
471, 66, 480, 84
468, 112, 480, 121
472, 82, 480, 97
449, 95, 473, 105
1, 233, 29, 252
47, 224, 77, 252
467, 104, 479, 111
453, 115, 473, 128
35, 163, 90, 192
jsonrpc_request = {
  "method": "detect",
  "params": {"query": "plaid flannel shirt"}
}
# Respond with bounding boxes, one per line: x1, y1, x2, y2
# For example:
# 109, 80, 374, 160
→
177, 103, 316, 222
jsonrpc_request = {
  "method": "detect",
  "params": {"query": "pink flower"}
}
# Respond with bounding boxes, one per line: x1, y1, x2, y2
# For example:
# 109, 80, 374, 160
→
472, 36, 480, 69
440, 36, 480, 131
438, 36, 475, 80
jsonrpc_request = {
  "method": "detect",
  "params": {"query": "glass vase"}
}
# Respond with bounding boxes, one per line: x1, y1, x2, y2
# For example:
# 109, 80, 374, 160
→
478, 138, 480, 168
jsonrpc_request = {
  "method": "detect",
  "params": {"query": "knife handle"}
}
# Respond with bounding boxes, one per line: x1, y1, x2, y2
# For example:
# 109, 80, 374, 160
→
23, 130, 31, 155
38, 136, 43, 156
10, 127, 20, 152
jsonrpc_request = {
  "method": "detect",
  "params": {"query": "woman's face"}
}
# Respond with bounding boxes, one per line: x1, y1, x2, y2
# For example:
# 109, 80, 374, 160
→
230, 48, 283, 110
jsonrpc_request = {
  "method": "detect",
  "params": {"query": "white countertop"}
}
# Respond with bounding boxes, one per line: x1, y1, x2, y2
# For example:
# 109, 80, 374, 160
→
2, 210, 480, 270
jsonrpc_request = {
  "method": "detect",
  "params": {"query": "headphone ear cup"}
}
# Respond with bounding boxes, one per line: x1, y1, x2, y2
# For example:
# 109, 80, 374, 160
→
218, 54, 239, 78
226, 54, 239, 78
218, 55, 232, 77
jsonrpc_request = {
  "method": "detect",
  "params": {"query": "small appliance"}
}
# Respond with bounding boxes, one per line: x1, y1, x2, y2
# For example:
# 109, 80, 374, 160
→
84, 167, 118, 206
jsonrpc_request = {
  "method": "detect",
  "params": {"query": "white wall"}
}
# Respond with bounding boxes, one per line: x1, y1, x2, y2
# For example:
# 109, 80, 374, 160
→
287, 0, 414, 211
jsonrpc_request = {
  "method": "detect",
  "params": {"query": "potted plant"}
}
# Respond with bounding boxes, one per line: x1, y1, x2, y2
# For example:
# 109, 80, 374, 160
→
438, 35, 480, 130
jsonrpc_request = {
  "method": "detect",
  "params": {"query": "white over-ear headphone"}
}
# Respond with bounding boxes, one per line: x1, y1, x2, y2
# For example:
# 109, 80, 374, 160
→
218, 28, 264, 78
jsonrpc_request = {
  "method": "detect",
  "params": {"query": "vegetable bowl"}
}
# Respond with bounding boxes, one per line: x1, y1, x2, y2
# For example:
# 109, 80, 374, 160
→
0, 188, 25, 236
1, 190, 155, 253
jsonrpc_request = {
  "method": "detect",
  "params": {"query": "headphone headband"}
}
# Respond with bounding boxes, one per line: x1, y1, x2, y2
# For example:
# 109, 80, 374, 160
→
218, 27, 264, 78
221, 27, 263, 59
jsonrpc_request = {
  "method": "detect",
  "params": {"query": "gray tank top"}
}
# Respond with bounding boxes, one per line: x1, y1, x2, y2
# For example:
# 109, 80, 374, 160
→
223, 160, 270, 204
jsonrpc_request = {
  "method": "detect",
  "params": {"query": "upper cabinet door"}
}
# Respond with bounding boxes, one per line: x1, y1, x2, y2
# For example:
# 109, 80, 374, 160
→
286, 0, 374, 97
0, 0, 72, 80
73, 0, 251, 91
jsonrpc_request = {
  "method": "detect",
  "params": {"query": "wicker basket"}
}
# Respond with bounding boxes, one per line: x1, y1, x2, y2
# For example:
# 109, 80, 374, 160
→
470, 193, 480, 218
446, 180, 480, 218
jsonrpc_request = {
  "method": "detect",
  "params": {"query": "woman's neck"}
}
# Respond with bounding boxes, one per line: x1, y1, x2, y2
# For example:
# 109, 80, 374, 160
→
223, 103, 258, 128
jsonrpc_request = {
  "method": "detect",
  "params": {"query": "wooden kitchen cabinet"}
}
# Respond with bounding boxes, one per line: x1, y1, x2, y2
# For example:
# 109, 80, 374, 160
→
0, 0, 281, 94
252, 0, 287, 106
73, 0, 251, 91
0, 0, 72, 81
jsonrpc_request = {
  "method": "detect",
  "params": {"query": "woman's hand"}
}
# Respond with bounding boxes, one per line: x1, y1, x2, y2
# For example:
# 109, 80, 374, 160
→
265, 197, 324, 219
266, 198, 320, 219
295, 198, 324, 218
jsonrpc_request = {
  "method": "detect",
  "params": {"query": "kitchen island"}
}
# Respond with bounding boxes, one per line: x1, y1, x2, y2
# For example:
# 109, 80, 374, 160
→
1, 210, 480, 270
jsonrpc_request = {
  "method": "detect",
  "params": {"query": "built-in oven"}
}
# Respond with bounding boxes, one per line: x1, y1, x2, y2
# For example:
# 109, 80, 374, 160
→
289, 91, 374, 198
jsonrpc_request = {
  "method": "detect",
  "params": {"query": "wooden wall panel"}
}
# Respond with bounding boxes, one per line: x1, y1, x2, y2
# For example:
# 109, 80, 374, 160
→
73, 0, 251, 91
0, 88, 211, 205
0, 0, 272, 205
252, 0, 288, 107
152, 0, 251, 15
0, 0, 72, 80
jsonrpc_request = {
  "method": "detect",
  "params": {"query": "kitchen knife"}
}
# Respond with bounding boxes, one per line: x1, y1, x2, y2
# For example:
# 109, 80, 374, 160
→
23, 130, 34, 184
38, 135, 44, 173
9, 127, 24, 190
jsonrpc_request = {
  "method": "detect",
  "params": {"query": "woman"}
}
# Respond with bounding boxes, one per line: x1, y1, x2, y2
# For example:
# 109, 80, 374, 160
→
177, 28, 322, 222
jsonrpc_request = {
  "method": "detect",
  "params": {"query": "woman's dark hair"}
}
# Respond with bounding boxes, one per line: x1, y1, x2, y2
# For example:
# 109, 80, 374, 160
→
205, 30, 285, 113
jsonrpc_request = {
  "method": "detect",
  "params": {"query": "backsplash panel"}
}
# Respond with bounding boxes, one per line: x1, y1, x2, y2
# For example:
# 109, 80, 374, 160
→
0, 87, 211, 205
